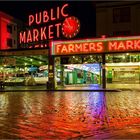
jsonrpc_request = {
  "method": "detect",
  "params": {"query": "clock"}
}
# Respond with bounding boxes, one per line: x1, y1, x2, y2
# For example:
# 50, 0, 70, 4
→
62, 16, 80, 38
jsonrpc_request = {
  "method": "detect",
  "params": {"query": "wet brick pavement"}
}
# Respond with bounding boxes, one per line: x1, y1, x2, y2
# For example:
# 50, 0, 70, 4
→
0, 91, 140, 139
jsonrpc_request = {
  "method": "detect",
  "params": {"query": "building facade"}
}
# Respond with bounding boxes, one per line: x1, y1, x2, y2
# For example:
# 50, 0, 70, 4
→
0, 11, 18, 50
0, 2, 140, 91
96, 2, 140, 37
96, 2, 140, 90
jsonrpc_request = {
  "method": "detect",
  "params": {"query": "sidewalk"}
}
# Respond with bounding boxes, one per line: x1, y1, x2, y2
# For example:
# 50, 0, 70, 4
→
107, 83, 140, 91
1, 84, 139, 92
0, 84, 121, 92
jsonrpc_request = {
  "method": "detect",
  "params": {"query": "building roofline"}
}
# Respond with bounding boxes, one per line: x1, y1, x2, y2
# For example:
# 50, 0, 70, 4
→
0, 11, 22, 24
96, 1, 140, 9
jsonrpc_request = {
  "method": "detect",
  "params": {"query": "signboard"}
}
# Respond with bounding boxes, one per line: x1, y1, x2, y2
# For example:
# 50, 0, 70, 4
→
19, 3, 80, 49
51, 36, 140, 55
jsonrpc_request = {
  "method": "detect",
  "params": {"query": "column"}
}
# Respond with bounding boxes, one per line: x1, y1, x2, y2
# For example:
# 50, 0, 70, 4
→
48, 55, 55, 90
102, 54, 106, 89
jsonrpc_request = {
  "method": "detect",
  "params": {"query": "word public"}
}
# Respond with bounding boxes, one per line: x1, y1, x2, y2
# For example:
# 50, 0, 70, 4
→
19, 3, 69, 46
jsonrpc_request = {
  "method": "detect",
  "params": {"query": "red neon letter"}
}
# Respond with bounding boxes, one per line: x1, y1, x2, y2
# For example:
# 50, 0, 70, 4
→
134, 40, 140, 50
57, 6, 60, 19
33, 29, 39, 41
118, 41, 126, 50
55, 23, 61, 38
20, 31, 26, 43
27, 30, 32, 43
83, 43, 89, 52
89, 43, 96, 52
36, 12, 42, 25
61, 4, 69, 17
43, 11, 49, 23
41, 27, 47, 40
29, 15, 34, 26
51, 8, 56, 21
56, 44, 61, 54
75, 43, 82, 52
68, 44, 75, 53
61, 45, 68, 53
108, 41, 117, 51
126, 40, 133, 50
48, 25, 54, 39
96, 42, 103, 52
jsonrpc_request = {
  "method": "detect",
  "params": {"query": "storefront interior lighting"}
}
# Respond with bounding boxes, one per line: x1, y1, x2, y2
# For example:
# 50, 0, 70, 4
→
122, 56, 125, 59
106, 62, 140, 66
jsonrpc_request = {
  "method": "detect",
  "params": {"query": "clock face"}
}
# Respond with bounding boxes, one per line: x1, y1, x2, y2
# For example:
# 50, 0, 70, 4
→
62, 16, 80, 38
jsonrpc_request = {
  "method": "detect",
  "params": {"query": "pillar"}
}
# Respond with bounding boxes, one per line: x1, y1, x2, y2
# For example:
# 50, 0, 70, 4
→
48, 50, 55, 90
102, 54, 106, 89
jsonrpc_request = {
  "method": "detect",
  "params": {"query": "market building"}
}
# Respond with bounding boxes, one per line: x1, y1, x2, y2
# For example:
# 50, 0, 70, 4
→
0, 2, 140, 91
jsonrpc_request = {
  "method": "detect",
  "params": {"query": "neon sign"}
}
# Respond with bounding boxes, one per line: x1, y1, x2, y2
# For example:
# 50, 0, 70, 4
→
51, 36, 140, 55
19, 3, 80, 49
19, 4, 80, 48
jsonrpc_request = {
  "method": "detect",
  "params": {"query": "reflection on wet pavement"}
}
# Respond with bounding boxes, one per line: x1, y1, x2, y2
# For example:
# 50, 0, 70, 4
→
0, 91, 139, 139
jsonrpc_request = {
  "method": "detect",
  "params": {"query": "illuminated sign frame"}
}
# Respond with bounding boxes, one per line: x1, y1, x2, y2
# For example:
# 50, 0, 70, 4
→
51, 36, 140, 55
19, 3, 80, 49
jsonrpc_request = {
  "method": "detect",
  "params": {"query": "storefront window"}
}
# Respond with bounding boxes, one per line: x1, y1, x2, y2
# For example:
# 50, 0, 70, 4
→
106, 53, 140, 86
0, 55, 48, 87
106, 53, 140, 63
55, 55, 102, 89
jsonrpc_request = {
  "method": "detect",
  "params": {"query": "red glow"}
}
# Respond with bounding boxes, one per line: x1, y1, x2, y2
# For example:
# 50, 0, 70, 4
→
51, 8, 56, 21
20, 31, 26, 43
28, 3, 69, 26
52, 38, 140, 55
0, 16, 13, 50
33, 29, 39, 41
40, 27, 47, 40
48, 24, 54, 39
61, 4, 69, 17
55, 23, 61, 38
62, 16, 80, 38
108, 40, 140, 51
43, 11, 49, 24
55, 42, 104, 55
20, 23, 61, 44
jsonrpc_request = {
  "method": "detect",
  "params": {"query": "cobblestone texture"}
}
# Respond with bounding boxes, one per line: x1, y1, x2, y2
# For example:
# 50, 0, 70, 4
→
0, 91, 140, 139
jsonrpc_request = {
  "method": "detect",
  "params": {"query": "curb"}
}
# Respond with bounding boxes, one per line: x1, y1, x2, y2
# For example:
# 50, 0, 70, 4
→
0, 89, 121, 92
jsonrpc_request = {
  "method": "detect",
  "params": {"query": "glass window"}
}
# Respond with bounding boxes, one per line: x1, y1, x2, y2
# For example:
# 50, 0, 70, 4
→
7, 38, 13, 47
113, 7, 131, 23
14, 26, 16, 31
106, 53, 140, 63
0, 55, 48, 87
7, 24, 13, 33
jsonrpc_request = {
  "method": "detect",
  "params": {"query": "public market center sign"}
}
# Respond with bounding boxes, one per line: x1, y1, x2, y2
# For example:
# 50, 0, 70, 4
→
19, 3, 80, 49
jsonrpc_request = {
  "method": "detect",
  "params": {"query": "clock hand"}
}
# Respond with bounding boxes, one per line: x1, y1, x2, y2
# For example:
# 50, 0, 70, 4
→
66, 19, 73, 29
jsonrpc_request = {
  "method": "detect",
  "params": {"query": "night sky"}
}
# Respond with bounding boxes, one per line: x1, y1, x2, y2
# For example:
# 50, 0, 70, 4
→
0, 1, 96, 39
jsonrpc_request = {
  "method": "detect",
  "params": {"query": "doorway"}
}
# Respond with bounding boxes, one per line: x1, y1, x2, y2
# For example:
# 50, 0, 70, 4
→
54, 55, 102, 89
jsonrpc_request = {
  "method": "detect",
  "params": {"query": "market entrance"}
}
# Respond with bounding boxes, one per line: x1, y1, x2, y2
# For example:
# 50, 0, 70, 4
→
0, 49, 49, 91
54, 55, 102, 89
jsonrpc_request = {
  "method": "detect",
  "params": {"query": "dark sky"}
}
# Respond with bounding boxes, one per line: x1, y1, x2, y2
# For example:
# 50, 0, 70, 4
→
0, 1, 96, 39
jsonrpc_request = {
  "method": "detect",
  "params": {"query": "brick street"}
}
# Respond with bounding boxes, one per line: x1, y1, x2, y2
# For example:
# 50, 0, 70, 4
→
0, 91, 140, 139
